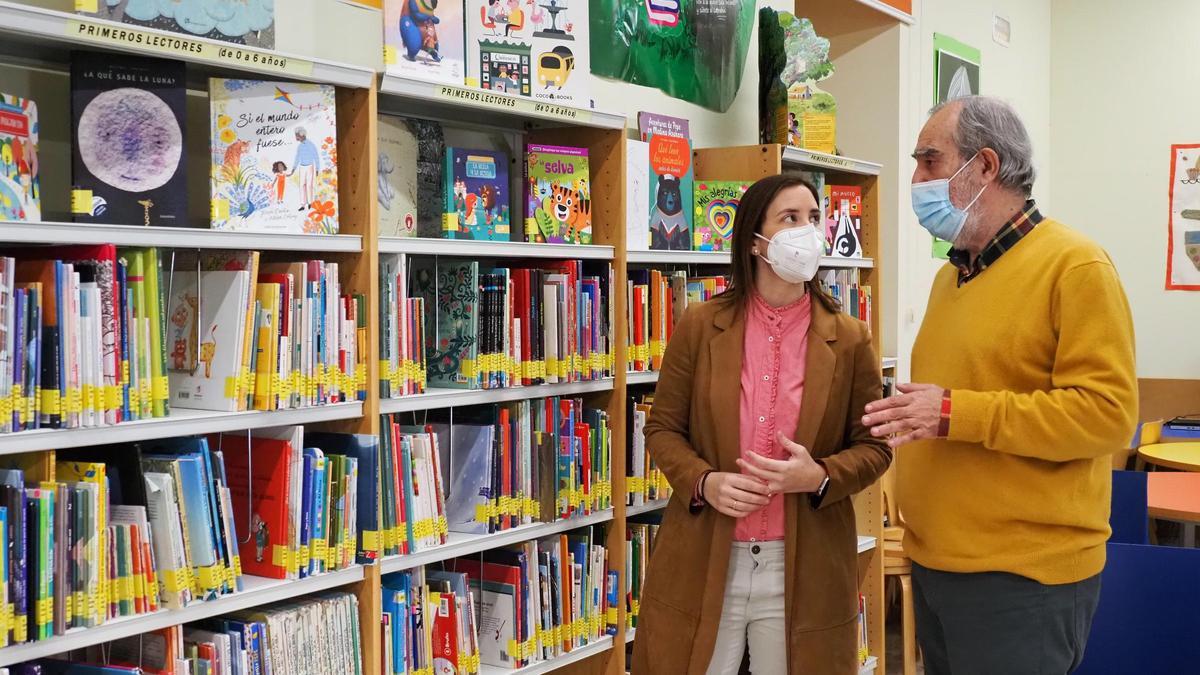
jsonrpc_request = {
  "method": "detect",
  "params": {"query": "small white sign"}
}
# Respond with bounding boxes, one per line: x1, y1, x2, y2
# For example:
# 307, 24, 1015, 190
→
993, 14, 1011, 47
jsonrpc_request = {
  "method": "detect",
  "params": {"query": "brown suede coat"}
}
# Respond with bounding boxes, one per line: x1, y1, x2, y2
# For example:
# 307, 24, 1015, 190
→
630, 297, 891, 674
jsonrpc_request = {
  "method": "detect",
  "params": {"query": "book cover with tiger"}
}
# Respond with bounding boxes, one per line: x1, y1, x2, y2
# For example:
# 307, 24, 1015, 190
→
524, 144, 591, 244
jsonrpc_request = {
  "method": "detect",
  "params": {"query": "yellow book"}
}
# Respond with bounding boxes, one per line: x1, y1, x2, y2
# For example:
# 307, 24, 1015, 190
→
253, 283, 282, 411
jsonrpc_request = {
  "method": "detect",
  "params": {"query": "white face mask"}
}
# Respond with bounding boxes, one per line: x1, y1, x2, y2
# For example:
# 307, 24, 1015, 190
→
755, 225, 825, 284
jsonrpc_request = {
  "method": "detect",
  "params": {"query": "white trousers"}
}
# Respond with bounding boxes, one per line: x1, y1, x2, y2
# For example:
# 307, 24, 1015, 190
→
705, 541, 787, 674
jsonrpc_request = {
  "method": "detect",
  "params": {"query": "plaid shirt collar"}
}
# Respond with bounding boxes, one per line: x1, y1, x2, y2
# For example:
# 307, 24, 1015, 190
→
949, 199, 1043, 285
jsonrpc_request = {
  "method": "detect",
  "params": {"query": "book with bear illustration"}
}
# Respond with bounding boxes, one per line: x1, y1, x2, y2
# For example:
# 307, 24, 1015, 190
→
694, 181, 749, 252
442, 147, 511, 240
465, 0, 592, 108
524, 144, 591, 244
209, 78, 339, 234
384, 0, 466, 86
639, 112, 694, 251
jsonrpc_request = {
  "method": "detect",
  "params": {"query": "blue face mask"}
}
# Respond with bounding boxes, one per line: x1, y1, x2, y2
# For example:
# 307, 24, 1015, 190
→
911, 153, 987, 243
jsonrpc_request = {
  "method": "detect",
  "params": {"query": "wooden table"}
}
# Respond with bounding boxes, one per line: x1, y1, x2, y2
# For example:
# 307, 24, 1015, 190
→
1147, 472, 1200, 547
1138, 442, 1200, 472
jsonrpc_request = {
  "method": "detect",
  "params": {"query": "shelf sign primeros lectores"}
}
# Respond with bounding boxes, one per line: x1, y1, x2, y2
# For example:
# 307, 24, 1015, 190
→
66, 19, 314, 78
436, 85, 591, 124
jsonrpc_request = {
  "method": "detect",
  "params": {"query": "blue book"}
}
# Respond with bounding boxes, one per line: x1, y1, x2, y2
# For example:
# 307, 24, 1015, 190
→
299, 449, 315, 579
0, 470, 27, 644
154, 438, 232, 590
305, 432, 380, 564
308, 449, 327, 576
432, 423, 494, 536
142, 453, 218, 591
223, 620, 259, 675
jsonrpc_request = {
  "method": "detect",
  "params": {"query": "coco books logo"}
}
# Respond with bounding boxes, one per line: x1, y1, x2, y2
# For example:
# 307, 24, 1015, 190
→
646, 0, 680, 27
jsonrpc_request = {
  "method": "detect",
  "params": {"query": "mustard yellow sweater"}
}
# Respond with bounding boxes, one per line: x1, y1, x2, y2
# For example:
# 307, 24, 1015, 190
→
898, 218, 1137, 585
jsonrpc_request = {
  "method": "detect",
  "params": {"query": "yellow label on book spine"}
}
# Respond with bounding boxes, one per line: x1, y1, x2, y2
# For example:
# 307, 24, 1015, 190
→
313, 537, 328, 565
273, 544, 289, 571
436, 516, 448, 537
75, 0, 99, 14
606, 607, 618, 624
196, 565, 222, 592
40, 388, 59, 416
462, 653, 481, 672
71, 189, 94, 214
152, 376, 169, 401
475, 503, 490, 524
631, 600, 641, 617
362, 529, 380, 553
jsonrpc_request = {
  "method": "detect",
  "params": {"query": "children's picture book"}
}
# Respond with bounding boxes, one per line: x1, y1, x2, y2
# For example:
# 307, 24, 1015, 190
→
466, 0, 592, 107
71, 53, 187, 227
828, 184, 863, 258
694, 181, 749, 252
209, 78, 339, 234
377, 115, 419, 238
0, 93, 40, 222
625, 139, 650, 251
639, 112, 694, 251
77, 0, 275, 50
384, 0, 466, 86
167, 268, 251, 412
524, 144, 590, 244
442, 148, 510, 240
647, 132, 694, 251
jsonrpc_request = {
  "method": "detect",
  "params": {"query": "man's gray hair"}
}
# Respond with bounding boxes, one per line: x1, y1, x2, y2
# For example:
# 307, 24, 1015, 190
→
932, 96, 1035, 196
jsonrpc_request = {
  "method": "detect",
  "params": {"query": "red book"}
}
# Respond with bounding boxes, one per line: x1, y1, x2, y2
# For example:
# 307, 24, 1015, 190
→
576, 423, 591, 515
499, 406, 513, 531
448, 558, 524, 665
519, 269, 533, 385
632, 286, 646, 371
431, 589, 462, 671
218, 432, 293, 579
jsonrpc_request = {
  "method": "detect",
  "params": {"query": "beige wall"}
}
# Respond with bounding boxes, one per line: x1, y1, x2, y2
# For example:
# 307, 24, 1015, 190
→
893, 0, 1053, 381
1050, 0, 1200, 378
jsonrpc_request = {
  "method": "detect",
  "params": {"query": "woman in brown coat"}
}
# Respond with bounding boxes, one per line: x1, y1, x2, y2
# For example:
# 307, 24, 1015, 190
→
631, 175, 891, 674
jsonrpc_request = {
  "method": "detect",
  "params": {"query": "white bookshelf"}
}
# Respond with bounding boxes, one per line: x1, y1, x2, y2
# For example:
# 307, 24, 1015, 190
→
626, 499, 669, 517
882, 357, 898, 370
625, 250, 875, 269
0, 0, 375, 88
380, 380, 615, 414
858, 536, 877, 555
380, 237, 614, 260
0, 401, 364, 455
479, 636, 614, 675
0, 221, 362, 253
0, 565, 366, 667
859, 655, 880, 675
381, 509, 614, 574
625, 371, 659, 387
782, 147, 884, 177
624, 628, 636, 644
379, 74, 625, 130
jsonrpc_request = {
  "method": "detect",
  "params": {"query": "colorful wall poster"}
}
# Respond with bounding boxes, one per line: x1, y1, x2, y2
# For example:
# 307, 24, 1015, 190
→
442, 148, 511, 241
78, 0, 275, 49
384, 0, 466, 86
759, 10, 836, 153
524, 144, 591, 244
466, 0, 592, 107
1167, 144, 1200, 290
693, 181, 747, 252
71, 53, 187, 227
209, 78, 339, 234
931, 32, 981, 259
0, 93, 39, 222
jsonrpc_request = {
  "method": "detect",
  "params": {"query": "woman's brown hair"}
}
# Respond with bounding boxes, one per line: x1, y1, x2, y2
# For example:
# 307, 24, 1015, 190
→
716, 173, 841, 314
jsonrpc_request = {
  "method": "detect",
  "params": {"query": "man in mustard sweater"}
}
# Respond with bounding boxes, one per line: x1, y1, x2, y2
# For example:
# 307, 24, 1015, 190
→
862, 96, 1137, 674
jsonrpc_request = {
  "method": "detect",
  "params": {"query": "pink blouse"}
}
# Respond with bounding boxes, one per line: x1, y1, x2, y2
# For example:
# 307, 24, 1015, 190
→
736, 292, 811, 541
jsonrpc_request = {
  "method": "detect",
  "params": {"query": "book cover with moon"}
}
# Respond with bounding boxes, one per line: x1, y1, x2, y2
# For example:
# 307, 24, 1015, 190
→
209, 78, 339, 234
70, 52, 187, 227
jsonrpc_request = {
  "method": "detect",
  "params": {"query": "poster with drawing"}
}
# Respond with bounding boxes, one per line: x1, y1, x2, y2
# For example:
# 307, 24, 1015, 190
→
931, 33, 980, 259
1167, 144, 1200, 290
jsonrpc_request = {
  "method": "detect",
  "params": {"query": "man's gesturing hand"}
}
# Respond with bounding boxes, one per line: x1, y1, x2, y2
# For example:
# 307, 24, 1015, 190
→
863, 383, 946, 448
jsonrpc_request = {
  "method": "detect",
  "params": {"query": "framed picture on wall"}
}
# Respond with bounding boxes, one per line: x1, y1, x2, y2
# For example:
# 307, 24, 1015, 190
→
931, 33, 982, 259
